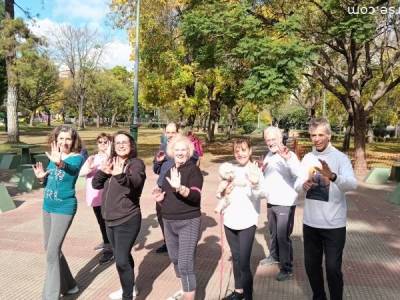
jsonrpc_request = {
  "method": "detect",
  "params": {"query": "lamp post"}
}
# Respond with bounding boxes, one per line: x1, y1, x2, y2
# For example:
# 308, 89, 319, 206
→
130, 0, 140, 142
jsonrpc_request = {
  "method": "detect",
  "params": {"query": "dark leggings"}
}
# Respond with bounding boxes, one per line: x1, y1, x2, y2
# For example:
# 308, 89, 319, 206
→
93, 206, 109, 244
156, 203, 165, 239
224, 225, 256, 300
106, 214, 142, 300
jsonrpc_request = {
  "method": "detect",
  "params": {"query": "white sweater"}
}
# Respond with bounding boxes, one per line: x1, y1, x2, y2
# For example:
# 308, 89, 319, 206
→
260, 151, 300, 206
223, 163, 262, 230
295, 144, 357, 229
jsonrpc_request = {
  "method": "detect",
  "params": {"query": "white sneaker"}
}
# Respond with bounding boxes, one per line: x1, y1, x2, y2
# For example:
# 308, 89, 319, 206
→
166, 290, 184, 300
66, 285, 79, 295
109, 286, 138, 300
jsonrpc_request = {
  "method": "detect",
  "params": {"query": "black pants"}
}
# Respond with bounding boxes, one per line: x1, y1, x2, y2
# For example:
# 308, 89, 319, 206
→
303, 224, 346, 300
225, 225, 256, 300
93, 206, 109, 244
156, 203, 165, 240
106, 214, 142, 300
267, 204, 296, 272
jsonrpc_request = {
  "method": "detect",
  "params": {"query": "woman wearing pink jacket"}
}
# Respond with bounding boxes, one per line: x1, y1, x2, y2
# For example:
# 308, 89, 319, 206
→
79, 132, 114, 264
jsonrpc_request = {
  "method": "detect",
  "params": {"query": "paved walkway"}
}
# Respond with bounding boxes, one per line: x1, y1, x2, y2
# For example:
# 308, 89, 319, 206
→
1, 156, 400, 299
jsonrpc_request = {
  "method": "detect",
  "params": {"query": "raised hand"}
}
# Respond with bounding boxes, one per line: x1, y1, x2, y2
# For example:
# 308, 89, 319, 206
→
105, 141, 112, 157
152, 186, 165, 202
303, 179, 316, 191
247, 161, 261, 186
277, 144, 291, 160
100, 158, 113, 175
87, 155, 95, 169
315, 159, 333, 179
112, 156, 126, 176
155, 150, 166, 162
45, 141, 62, 164
166, 167, 181, 190
32, 162, 49, 179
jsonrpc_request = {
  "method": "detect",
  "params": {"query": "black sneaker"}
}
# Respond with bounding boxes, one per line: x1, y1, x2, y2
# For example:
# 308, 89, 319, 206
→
222, 291, 245, 300
99, 251, 114, 265
259, 255, 279, 266
276, 270, 293, 281
155, 243, 168, 253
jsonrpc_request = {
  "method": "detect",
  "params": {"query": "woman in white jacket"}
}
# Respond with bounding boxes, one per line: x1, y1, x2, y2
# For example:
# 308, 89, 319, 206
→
217, 138, 262, 300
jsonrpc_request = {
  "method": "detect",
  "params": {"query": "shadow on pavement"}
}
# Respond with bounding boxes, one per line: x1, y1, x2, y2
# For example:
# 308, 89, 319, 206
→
65, 253, 114, 300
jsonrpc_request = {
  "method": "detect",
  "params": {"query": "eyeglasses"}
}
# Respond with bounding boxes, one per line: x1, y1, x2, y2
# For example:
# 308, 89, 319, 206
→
97, 140, 108, 145
115, 141, 130, 146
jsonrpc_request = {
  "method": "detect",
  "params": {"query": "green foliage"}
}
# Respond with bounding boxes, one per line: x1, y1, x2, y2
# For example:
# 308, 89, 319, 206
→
86, 67, 133, 122
15, 50, 60, 115
181, 1, 311, 105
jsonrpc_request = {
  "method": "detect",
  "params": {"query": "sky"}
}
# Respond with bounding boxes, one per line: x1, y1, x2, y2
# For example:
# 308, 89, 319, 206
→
15, 0, 133, 70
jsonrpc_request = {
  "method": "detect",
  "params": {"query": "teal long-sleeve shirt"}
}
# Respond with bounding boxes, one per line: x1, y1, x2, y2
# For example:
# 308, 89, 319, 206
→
43, 154, 84, 215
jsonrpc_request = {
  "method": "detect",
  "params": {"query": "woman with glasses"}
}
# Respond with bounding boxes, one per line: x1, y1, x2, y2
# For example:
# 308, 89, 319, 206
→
92, 131, 146, 300
79, 132, 114, 264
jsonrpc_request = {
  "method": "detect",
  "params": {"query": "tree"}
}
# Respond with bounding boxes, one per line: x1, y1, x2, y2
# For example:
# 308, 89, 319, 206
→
50, 25, 104, 129
2, 0, 18, 142
0, 0, 39, 141
16, 51, 60, 126
86, 68, 132, 127
0, 1, 6, 113
181, 1, 311, 141
276, 0, 400, 175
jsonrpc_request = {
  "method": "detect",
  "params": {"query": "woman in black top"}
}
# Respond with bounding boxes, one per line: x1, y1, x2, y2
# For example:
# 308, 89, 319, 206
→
92, 131, 146, 300
153, 134, 203, 300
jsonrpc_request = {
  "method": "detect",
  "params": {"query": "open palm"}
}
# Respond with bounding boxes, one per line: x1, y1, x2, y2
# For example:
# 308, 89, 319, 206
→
45, 141, 62, 164
166, 167, 181, 189
32, 162, 49, 179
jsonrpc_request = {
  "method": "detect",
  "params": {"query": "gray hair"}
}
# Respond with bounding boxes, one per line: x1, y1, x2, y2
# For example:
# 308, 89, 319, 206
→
264, 126, 283, 141
308, 118, 332, 135
166, 134, 194, 159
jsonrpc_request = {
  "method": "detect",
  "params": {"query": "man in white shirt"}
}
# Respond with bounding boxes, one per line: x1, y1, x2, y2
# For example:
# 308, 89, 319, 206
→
295, 118, 357, 300
259, 126, 300, 281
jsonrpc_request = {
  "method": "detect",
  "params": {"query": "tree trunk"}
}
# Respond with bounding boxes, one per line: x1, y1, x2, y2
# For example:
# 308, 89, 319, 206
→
353, 107, 368, 177
111, 113, 117, 128
342, 113, 353, 152
207, 99, 220, 142
96, 113, 100, 128
5, 0, 19, 143
47, 110, 51, 127
6, 85, 18, 142
78, 94, 85, 129
214, 121, 219, 135
29, 111, 34, 127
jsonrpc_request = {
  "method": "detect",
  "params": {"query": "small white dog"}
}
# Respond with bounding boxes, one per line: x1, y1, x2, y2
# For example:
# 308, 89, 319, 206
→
214, 162, 235, 214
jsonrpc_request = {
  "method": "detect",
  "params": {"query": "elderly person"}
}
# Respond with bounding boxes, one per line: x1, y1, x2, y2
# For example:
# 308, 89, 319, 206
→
32, 125, 84, 299
153, 122, 198, 253
295, 118, 357, 300
152, 122, 179, 253
153, 134, 203, 300
92, 131, 146, 300
259, 126, 300, 282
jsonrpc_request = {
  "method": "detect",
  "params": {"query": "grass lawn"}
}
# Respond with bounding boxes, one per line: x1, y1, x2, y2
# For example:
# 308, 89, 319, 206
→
1, 126, 399, 168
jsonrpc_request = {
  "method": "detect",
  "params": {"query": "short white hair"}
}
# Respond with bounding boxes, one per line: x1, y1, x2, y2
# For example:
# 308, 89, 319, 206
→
309, 118, 332, 136
166, 134, 194, 159
264, 126, 283, 141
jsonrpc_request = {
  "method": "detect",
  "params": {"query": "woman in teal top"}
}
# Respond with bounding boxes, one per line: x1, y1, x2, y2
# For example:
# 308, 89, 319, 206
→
33, 125, 84, 300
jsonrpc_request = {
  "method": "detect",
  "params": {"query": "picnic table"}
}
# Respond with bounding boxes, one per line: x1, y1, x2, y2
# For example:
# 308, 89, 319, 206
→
11, 144, 39, 164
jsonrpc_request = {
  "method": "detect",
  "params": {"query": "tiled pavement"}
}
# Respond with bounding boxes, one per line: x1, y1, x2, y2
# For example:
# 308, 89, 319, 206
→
1, 158, 400, 300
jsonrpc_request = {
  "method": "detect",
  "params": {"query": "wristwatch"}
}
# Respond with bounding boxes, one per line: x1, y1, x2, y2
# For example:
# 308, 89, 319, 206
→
330, 172, 337, 182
